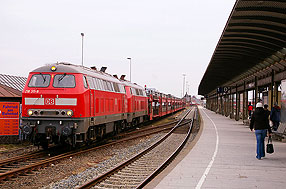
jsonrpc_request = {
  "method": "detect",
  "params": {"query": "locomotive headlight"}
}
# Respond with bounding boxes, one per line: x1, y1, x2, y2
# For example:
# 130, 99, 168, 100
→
67, 110, 73, 116
28, 110, 33, 116
51, 66, 57, 71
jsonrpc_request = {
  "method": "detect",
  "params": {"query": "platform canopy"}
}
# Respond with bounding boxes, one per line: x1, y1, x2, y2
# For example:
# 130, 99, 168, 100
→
198, 0, 286, 95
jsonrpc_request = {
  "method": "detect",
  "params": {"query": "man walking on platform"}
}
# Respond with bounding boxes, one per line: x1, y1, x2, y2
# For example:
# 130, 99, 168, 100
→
248, 102, 253, 119
250, 102, 272, 160
270, 102, 281, 131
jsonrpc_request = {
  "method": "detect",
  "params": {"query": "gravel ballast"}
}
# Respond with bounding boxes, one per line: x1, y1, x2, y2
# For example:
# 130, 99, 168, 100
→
0, 133, 165, 189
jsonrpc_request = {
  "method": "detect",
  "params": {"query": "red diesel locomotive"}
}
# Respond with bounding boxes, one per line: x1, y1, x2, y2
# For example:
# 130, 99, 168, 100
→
21, 63, 185, 148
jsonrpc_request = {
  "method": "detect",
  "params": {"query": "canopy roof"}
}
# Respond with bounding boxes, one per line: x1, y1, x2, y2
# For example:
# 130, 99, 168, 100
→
0, 74, 27, 92
198, 0, 286, 95
0, 84, 22, 98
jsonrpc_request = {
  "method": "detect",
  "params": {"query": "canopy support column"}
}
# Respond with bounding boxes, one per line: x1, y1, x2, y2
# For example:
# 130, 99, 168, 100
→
255, 76, 258, 105
235, 84, 239, 121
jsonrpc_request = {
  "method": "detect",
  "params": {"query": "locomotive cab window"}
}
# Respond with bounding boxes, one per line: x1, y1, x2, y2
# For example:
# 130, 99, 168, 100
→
83, 76, 88, 88
28, 74, 51, 87
53, 74, 76, 88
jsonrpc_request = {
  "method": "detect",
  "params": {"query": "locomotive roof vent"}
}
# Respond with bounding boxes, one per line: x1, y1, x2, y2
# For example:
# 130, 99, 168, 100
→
90, 66, 97, 70
113, 75, 118, 79
120, 75, 126, 80
100, 67, 107, 72
59, 62, 72, 65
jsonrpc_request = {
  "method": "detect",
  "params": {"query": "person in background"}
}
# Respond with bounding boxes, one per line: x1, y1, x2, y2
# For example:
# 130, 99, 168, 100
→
250, 102, 272, 160
248, 102, 253, 119
264, 104, 270, 118
270, 102, 281, 131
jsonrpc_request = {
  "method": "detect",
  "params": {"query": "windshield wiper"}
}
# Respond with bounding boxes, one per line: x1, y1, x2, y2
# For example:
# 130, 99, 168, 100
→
40, 73, 46, 83
58, 73, 67, 82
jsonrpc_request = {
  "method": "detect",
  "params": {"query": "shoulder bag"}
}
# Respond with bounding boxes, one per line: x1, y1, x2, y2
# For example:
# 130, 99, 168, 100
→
266, 136, 274, 154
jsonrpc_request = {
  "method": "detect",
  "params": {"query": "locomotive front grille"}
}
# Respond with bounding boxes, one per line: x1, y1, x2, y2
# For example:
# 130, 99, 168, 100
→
27, 109, 73, 117
40, 110, 59, 116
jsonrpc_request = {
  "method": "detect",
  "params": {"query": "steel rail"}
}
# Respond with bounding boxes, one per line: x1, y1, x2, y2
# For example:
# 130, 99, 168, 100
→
0, 118, 180, 170
116, 108, 187, 138
0, 114, 190, 182
78, 108, 193, 189
136, 108, 196, 188
0, 150, 46, 167
115, 120, 180, 138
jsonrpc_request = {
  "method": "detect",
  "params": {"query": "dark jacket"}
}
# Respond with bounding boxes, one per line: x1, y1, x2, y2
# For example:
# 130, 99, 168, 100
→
270, 105, 281, 122
250, 108, 272, 133
265, 109, 270, 118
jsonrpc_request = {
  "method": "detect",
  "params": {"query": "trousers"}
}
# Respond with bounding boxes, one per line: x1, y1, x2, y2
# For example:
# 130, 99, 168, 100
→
255, 129, 267, 159
272, 121, 279, 131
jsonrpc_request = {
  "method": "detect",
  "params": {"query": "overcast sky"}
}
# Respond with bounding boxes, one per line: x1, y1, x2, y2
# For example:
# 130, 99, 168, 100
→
0, 0, 236, 97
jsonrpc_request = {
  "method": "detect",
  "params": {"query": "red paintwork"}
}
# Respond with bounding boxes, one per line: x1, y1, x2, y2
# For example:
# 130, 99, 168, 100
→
21, 63, 186, 148
146, 90, 185, 120
125, 86, 148, 114
22, 73, 86, 118
22, 72, 127, 119
22, 65, 185, 125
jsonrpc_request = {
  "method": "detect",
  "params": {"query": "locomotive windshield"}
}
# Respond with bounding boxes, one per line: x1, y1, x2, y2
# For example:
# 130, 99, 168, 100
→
53, 74, 76, 88
28, 74, 51, 87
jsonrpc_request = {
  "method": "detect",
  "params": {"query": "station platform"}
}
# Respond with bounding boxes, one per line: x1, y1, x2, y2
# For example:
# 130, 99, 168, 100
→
151, 106, 286, 188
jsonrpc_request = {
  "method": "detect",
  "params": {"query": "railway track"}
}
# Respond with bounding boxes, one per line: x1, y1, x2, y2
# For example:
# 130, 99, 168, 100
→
114, 119, 179, 139
114, 109, 188, 140
0, 109, 190, 183
0, 150, 47, 174
78, 107, 196, 188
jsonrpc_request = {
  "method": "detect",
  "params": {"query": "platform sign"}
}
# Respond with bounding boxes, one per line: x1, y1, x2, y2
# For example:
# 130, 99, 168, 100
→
0, 102, 20, 135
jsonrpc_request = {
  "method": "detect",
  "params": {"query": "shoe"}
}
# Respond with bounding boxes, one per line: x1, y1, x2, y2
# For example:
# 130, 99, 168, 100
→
256, 156, 262, 160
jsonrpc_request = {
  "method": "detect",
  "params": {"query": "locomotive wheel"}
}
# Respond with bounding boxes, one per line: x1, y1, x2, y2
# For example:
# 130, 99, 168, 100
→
41, 141, 49, 150
121, 121, 127, 130
98, 126, 105, 140
131, 119, 136, 127
86, 139, 92, 146
100, 128, 104, 139
113, 122, 120, 135
113, 125, 118, 135
117, 122, 122, 133
73, 134, 77, 148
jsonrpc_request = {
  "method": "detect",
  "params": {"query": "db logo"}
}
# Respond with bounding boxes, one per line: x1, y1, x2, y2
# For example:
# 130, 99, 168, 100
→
45, 98, 55, 105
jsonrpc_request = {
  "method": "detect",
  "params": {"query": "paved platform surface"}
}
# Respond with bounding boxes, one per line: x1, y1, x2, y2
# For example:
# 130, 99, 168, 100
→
154, 106, 286, 189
